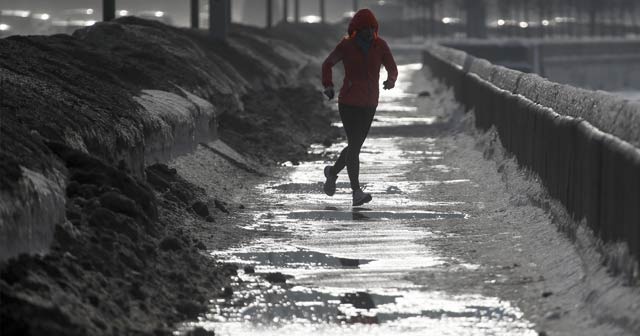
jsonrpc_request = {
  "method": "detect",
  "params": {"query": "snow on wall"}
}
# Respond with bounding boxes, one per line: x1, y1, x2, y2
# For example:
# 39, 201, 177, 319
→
442, 39, 640, 91
423, 45, 640, 261
428, 43, 640, 148
0, 167, 66, 260
134, 87, 217, 167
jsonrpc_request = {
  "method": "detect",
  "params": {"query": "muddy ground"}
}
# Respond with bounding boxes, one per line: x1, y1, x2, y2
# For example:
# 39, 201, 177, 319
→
0, 18, 341, 335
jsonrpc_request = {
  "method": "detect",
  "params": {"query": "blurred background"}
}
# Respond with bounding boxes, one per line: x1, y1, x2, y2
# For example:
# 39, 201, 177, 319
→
1, 0, 638, 39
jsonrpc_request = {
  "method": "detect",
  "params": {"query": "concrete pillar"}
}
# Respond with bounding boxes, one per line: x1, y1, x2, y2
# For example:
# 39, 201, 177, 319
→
422, 2, 428, 38
465, 0, 487, 38
283, 0, 289, 23
353, 0, 359, 12
103, 0, 115, 21
320, 0, 326, 23
429, 0, 435, 37
209, 0, 229, 40
294, 0, 300, 23
267, 0, 273, 28
191, 0, 199, 28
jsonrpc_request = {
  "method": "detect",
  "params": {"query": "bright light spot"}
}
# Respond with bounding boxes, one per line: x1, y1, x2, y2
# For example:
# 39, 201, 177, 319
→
86, 8, 94, 15
0, 24, 10, 31
33, 13, 50, 20
541, 19, 549, 26
497, 19, 505, 26
300, 15, 321, 24
519, 21, 529, 28
119, 10, 129, 16
377, 0, 386, 5
442, 17, 460, 24
85, 20, 96, 26
2, 10, 31, 17
154, 11, 164, 17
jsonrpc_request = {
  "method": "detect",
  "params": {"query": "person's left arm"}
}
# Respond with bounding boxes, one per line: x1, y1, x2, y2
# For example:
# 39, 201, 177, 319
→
322, 40, 345, 99
381, 40, 398, 90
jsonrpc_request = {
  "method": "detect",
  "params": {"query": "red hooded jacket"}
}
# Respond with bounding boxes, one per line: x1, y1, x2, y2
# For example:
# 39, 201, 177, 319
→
322, 9, 398, 108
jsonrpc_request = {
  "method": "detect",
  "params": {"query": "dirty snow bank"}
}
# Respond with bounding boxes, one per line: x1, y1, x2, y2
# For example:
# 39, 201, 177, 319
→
0, 17, 342, 335
0, 17, 340, 260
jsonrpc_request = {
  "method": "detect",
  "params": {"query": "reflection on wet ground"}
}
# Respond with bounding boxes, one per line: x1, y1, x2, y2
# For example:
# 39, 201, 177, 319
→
219, 248, 371, 269
285, 209, 466, 221
180, 63, 536, 335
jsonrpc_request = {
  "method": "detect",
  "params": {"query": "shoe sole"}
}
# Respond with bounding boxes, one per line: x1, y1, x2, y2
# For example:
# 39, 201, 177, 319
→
352, 194, 372, 207
323, 166, 336, 196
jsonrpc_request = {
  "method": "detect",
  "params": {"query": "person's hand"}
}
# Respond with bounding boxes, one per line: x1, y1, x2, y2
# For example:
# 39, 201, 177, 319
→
383, 80, 394, 90
324, 87, 335, 100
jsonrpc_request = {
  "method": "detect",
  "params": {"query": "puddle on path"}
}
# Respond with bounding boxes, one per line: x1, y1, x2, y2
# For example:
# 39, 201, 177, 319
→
178, 63, 536, 335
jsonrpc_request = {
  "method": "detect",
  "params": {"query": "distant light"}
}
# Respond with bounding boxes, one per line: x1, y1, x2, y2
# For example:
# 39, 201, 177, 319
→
154, 11, 164, 18
1, 10, 31, 17
85, 20, 96, 26
300, 15, 321, 24
86, 9, 94, 15
0, 24, 10, 31
377, 0, 386, 5
442, 17, 460, 24
119, 10, 129, 16
33, 13, 50, 20
519, 21, 529, 28
497, 19, 505, 26
541, 19, 550, 26
554, 16, 576, 23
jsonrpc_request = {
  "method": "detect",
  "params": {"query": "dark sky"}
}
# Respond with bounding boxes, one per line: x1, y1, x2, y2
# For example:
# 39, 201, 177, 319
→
2, 0, 356, 27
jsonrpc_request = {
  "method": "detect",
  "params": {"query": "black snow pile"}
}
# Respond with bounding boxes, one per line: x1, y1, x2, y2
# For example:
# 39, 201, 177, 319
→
0, 17, 343, 335
0, 17, 341, 177
219, 86, 340, 164
1, 142, 237, 335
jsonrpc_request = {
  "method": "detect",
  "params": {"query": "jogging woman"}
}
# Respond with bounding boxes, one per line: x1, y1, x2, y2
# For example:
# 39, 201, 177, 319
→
321, 8, 398, 206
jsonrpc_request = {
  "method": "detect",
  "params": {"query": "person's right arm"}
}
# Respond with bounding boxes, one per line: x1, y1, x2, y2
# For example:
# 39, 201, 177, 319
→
322, 40, 344, 99
380, 39, 398, 90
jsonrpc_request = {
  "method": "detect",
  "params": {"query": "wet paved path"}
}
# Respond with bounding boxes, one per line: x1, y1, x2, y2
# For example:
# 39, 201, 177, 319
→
188, 64, 538, 335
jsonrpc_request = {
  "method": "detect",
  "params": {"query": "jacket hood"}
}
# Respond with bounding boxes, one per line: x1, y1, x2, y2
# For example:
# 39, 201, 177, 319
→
348, 9, 379, 37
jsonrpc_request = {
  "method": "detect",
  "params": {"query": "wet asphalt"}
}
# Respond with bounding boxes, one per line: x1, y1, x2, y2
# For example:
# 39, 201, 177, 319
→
183, 64, 538, 335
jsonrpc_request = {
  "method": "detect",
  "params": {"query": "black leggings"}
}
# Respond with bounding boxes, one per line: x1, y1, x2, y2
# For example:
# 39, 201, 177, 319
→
330, 103, 376, 191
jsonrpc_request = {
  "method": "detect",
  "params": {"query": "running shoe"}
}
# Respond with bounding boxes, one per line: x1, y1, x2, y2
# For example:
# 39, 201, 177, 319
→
323, 166, 337, 196
352, 189, 372, 206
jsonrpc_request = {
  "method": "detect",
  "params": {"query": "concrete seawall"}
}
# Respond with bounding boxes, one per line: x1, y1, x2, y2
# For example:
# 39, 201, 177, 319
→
423, 44, 640, 261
